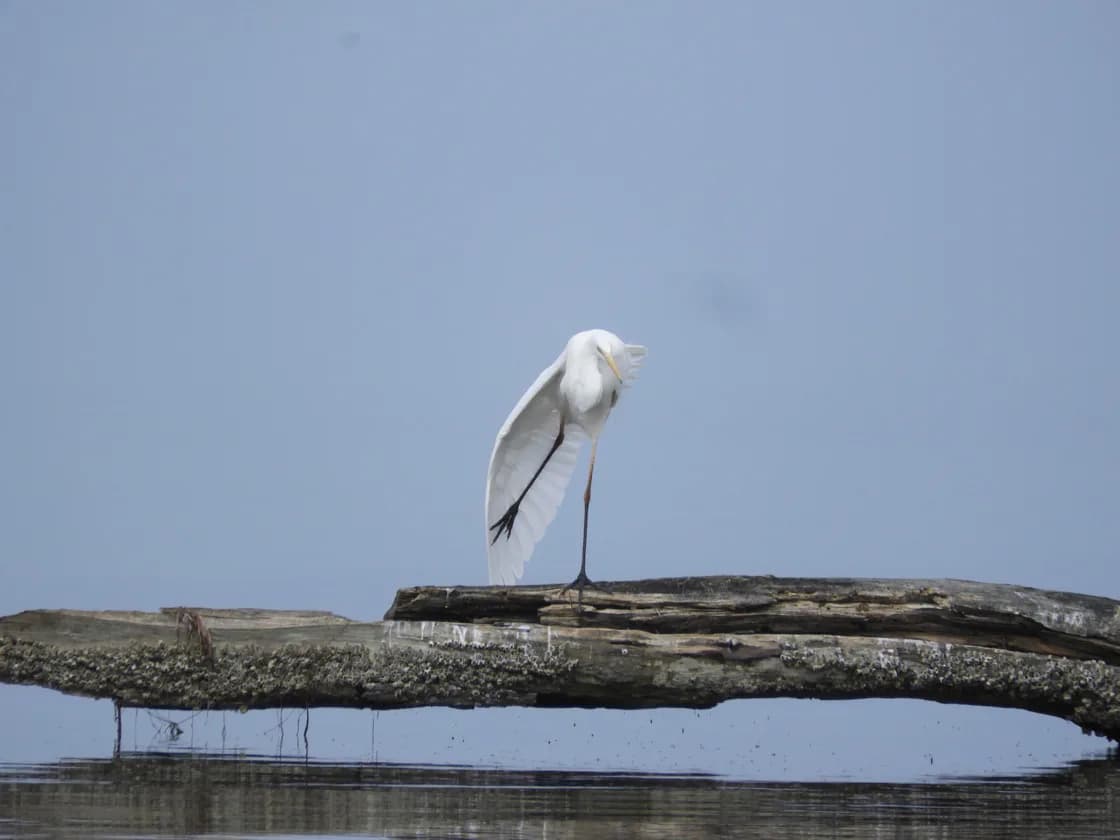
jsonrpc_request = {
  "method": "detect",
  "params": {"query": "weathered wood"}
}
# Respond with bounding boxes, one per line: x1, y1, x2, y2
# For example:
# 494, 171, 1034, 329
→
386, 576, 1120, 663
2, 577, 1119, 741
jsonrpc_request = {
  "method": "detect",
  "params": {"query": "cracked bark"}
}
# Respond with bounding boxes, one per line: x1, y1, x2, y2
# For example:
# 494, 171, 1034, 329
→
1, 576, 1118, 741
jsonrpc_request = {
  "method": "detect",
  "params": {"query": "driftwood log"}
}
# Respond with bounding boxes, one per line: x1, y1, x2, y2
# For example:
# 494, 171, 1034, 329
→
1, 576, 1118, 741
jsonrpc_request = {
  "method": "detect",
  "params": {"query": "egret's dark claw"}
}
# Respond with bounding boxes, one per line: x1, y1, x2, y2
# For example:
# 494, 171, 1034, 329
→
560, 571, 611, 607
488, 501, 519, 544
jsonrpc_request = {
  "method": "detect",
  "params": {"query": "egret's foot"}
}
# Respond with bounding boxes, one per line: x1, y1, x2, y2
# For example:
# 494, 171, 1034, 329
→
488, 501, 519, 544
560, 572, 611, 607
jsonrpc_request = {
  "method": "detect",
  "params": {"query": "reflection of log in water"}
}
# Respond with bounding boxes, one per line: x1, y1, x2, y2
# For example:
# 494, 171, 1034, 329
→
1, 577, 1119, 740
2, 753, 1120, 838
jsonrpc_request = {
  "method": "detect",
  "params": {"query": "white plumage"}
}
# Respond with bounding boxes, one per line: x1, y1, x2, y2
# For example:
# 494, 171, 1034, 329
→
485, 329, 646, 586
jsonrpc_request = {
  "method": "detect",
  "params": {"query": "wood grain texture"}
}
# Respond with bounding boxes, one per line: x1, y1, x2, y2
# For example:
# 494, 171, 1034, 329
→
2, 577, 1119, 741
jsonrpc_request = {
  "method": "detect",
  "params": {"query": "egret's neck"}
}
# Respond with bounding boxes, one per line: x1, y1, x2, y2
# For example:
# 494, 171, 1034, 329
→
560, 353, 615, 436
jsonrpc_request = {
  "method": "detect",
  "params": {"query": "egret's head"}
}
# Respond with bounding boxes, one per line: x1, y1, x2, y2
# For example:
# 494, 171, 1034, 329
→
568, 329, 628, 383
595, 341, 624, 383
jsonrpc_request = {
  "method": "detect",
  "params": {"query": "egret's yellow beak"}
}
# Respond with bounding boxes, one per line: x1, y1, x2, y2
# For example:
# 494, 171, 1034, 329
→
599, 348, 624, 383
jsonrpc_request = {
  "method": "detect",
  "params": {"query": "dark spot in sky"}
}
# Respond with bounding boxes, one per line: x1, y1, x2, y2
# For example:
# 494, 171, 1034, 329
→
672, 270, 761, 333
340, 31, 361, 49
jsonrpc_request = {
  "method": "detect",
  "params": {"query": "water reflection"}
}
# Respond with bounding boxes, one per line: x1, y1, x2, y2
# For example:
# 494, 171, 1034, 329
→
1, 751, 1118, 839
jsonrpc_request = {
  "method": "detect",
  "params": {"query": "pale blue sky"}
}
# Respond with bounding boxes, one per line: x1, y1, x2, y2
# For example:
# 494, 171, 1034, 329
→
2, 2, 1118, 777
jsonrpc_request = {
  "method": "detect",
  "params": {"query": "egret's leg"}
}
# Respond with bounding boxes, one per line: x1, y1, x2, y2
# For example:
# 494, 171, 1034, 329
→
578, 440, 597, 581
561, 438, 607, 605
489, 420, 565, 544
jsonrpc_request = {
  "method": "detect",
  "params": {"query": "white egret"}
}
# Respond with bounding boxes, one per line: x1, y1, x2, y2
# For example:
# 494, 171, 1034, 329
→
485, 329, 646, 594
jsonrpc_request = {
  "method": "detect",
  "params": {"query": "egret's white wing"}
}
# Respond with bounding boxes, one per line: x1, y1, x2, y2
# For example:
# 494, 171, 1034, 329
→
622, 344, 647, 385
486, 353, 586, 585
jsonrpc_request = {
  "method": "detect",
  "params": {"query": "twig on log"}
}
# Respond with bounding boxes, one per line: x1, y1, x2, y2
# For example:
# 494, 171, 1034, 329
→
173, 608, 214, 660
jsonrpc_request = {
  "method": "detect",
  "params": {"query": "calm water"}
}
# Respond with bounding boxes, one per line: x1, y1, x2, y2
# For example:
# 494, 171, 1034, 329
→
1, 751, 1118, 839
